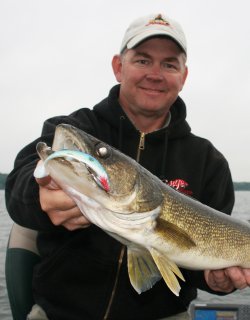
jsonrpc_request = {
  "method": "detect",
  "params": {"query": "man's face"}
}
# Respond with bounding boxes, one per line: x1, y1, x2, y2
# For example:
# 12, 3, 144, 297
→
112, 37, 188, 118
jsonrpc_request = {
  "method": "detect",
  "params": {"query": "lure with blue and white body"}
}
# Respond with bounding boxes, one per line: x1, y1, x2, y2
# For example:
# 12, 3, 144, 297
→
34, 144, 110, 192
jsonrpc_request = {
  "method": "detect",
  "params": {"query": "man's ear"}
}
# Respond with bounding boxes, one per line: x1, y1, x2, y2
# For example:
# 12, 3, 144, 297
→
112, 54, 123, 83
183, 66, 188, 85
179, 66, 188, 92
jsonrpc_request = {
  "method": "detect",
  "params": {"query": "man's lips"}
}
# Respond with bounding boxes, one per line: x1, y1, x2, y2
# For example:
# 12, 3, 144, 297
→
140, 87, 165, 94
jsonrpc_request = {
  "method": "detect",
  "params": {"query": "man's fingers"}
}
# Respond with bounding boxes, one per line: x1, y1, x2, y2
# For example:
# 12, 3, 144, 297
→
204, 269, 234, 293
36, 175, 52, 187
39, 187, 76, 212
209, 270, 229, 288
225, 267, 249, 290
34, 158, 91, 231
47, 206, 81, 225
242, 268, 250, 286
34, 160, 59, 189
45, 199, 90, 226
36, 176, 60, 189
47, 207, 91, 230
205, 267, 250, 293
63, 216, 91, 231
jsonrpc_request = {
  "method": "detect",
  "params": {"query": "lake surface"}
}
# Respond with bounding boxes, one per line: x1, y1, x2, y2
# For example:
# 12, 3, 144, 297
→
1, 190, 250, 319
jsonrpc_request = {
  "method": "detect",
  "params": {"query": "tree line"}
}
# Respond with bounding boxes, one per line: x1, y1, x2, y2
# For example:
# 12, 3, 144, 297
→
234, 182, 250, 191
0, 173, 250, 191
0, 173, 8, 189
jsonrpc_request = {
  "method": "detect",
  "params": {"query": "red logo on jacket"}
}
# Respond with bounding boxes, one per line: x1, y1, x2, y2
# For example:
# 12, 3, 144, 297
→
163, 179, 193, 196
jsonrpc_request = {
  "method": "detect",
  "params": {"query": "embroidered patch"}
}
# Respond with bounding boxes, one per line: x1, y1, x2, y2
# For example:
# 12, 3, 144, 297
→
163, 178, 193, 196
146, 14, 170, 27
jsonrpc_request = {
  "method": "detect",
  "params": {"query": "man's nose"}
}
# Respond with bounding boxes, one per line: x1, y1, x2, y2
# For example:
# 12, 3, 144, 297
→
146, 64, 164, 81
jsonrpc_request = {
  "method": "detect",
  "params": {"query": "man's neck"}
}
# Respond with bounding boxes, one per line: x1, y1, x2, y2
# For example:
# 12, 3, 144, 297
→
122, 107, 171, 133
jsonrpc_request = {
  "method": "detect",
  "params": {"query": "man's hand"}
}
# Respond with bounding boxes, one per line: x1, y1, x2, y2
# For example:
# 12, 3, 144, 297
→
205, 267, 250, 293
35, 162, 90, 231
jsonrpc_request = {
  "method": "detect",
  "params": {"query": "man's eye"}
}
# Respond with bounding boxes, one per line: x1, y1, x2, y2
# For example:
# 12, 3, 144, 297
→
163, 63, 174, 68
162, 62, 178, 70
137, 59, 150, 65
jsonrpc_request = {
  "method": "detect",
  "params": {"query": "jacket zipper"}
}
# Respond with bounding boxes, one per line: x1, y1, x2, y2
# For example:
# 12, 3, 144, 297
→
103, 132, 145, 319
136, 132, 146, 162
103, 246, 125, 320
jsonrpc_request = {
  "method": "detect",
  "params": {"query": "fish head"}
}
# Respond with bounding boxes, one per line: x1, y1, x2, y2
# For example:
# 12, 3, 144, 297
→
36, 124, 163, 214
36, 141, 110, 193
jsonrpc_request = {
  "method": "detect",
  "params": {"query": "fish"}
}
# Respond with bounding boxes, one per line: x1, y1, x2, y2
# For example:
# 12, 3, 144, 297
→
34, 123, 250, 296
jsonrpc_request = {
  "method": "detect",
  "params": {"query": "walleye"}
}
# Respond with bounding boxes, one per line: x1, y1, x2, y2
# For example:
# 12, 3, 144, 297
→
34, 124, 250, 296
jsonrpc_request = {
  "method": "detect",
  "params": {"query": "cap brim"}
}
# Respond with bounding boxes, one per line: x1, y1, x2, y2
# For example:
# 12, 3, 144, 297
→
125, 29, 186, 54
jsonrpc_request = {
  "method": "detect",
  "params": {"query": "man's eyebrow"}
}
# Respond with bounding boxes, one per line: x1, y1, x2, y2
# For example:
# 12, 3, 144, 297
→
133, 51, 151, 58
133, 51, 180, 62
163, 56, 180, 62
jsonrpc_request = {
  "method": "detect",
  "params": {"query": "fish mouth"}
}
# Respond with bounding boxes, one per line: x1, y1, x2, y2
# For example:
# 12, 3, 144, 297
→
52, 124, 92, 153
36, 141, 110, 192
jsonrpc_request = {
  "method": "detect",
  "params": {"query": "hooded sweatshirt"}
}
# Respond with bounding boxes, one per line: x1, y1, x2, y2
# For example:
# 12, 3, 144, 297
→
5, 85, 235, 320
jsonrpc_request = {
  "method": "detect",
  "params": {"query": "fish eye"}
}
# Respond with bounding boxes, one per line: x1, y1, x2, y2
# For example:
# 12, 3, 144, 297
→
95, 143, 110, 159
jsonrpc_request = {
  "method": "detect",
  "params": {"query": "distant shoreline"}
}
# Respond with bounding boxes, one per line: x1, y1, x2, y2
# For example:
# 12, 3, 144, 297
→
0, 173, 8, 190
1, 173, 250, 191
233, 182, 250, 191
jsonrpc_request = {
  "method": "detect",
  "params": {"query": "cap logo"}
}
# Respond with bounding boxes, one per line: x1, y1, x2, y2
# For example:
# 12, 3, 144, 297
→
146, 14, 170, 27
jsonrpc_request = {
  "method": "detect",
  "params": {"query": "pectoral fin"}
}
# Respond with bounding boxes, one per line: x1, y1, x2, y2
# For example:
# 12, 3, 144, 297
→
156, 218, 196, 250
127, 246, 161, 294
149, 248, 185, 296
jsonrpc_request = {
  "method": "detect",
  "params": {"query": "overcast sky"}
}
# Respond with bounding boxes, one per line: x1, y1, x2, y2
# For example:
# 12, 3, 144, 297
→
1, 0, 250, 182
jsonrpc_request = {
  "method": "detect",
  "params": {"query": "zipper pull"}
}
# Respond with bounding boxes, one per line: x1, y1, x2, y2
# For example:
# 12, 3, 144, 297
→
139, 132, 145, 150
136, 132, 145, 162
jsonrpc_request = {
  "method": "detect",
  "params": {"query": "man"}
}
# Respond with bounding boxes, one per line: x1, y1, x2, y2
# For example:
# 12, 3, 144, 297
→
5, 13, 250, 320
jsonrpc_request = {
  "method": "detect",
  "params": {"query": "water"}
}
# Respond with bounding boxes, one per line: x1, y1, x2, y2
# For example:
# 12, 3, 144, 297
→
0, 190, 13, 320
1, 190, 250, 319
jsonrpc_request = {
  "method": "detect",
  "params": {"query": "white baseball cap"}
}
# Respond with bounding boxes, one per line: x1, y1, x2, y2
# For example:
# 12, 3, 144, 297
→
120, 13, 187, 55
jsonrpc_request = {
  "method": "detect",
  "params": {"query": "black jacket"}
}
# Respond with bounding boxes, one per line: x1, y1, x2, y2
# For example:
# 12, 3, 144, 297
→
5, 85, 235, 319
